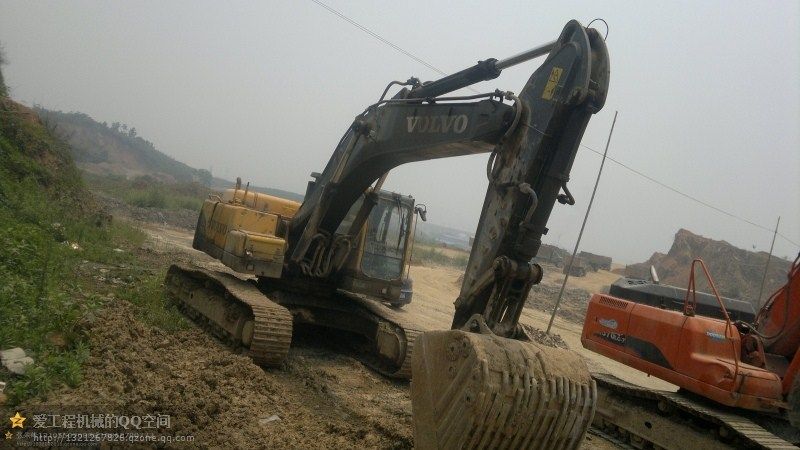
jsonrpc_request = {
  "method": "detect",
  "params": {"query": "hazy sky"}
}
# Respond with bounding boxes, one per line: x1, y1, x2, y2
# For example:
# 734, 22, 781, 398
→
2, 1, 798, 264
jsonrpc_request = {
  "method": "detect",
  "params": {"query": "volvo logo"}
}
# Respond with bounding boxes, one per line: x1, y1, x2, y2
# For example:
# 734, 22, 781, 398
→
406, 115, 468, 133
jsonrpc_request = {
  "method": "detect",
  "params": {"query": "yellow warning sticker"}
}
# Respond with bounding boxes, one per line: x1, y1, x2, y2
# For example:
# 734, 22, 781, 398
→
542, 66, 563, 100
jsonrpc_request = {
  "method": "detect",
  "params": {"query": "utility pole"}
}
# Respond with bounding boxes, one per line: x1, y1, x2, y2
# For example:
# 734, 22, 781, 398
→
547, 111, 618, 334
757, 216, 780, 305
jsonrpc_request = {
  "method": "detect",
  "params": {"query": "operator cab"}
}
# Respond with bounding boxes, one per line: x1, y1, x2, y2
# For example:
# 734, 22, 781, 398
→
336, 189, 424, 307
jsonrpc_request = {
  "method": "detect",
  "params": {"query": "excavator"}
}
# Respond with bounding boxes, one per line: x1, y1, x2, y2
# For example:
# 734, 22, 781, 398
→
582, 255, 800, 448
165, 19, 609, 448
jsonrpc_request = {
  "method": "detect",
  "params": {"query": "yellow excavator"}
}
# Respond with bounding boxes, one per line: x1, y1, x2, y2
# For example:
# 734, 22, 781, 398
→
165, 19, 609, 448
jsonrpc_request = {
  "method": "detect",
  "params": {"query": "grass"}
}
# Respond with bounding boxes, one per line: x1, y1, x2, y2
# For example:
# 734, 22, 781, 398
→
0, 201, 147, 404
117, 273, 189, 333
411, 245, 470, 269
84, 172, 209, 211
0, 98, 185, 405
124, 186, 203, 210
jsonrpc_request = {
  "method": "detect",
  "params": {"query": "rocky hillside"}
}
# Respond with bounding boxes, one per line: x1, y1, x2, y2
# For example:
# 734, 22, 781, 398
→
0, 100, 87, 211
34, 108, 212, 185
626, 229, 792, 305
33, 107, 305, 202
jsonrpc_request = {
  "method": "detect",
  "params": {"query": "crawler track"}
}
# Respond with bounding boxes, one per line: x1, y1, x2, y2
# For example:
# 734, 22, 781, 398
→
165, 264, 293, 367
166, 265, 420, 379
592, 372, 796, 449
357, 328, 420, 379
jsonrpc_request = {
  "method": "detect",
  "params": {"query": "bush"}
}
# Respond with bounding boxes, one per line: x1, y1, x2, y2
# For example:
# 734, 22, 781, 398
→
86, 173, 208, 211
126, 188, 168, 208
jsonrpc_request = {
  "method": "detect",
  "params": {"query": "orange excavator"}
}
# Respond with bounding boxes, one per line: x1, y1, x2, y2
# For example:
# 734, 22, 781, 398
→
582, 254, 800, 447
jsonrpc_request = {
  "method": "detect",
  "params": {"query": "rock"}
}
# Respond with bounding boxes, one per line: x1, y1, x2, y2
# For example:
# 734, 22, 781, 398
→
0, 348, 25, 361
4, 358, 34, 375
1, 348, 34, 375
258, 415, 281, 426
625, 229, 793, 304
46, 332, 67, 349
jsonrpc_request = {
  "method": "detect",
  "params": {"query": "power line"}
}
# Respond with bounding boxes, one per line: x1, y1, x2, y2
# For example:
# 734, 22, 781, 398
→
580, 144, 800, 248
309, 0, 482, 94
310, 0, 799, 250
309, 0, 447, 77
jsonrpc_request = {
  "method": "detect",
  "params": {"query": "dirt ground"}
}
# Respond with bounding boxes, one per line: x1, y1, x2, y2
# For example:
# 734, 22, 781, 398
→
10, 220, 672, 448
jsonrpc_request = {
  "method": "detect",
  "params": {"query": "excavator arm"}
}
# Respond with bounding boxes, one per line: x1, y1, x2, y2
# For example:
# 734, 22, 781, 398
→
288, 97, 515, 277
454, 21, 608, 336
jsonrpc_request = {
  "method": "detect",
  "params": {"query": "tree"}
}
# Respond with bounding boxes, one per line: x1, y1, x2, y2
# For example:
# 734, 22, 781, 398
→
0, 42, 7, 97
197, 169, 213, 186
128, 127, 137, 138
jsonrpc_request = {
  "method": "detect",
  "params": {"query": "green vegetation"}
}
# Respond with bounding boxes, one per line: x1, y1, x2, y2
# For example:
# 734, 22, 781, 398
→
0, 44, 7, 97
84, 172, 207, 211
0, 95, 185, 405
125, 187, 203, 210
117, 273, 189, 333
411, 245, 470, 269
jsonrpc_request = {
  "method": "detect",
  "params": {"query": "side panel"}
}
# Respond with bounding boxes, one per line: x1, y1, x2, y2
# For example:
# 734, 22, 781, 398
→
221, 188, 301, 217
627, 303, 686, 368
192, 199, 286, 278
582, 294, 783, 412
675, 317, 741, 390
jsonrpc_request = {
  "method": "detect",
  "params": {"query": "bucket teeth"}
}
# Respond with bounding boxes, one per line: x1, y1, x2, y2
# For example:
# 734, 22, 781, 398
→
411, 330, 596, 450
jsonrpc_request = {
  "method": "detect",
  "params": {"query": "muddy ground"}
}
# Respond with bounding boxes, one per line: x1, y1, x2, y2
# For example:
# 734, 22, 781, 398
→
7, 210, 668, 448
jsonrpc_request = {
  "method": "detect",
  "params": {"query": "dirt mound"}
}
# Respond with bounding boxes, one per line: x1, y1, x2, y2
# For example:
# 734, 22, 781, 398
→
520, 324, 569, 349
626, 229, 792, 305
10, 302, 411, 449
525, 283, 592, 324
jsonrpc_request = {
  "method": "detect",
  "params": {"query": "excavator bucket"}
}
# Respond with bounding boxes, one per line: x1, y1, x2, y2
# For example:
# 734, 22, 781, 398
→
411, 329, 596, 449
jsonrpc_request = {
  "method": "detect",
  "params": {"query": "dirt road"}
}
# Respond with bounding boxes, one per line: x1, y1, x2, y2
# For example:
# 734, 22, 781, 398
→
140, 223, 674, 446
403, 263, 675, 392
15, 221, 667, 448
142, 222, 675, 393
